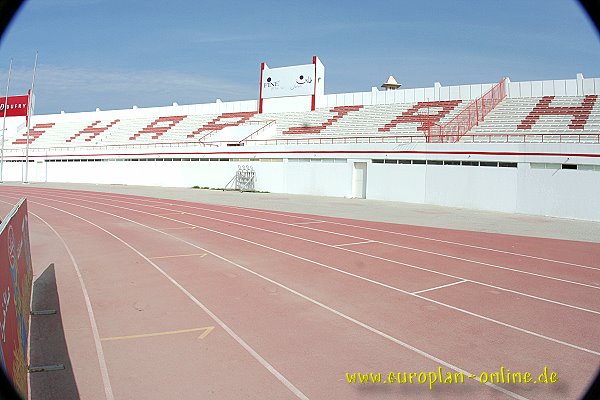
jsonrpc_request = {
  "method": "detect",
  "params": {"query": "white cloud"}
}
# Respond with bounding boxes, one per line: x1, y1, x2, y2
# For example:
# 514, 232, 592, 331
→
0, 63, 257, 113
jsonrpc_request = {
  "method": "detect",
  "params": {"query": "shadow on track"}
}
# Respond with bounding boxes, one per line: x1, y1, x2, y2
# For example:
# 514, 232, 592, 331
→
29, 263, 79, 400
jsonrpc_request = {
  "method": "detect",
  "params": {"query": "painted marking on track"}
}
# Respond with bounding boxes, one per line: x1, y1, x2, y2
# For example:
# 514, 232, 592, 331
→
114, 197, 599, 297
333, 240, 374, 247
18, 186, 600, 272
60, 188, 600, 283
7, 189, 600, 316
0, 191, 580, 399
101, 326, 215, 342
197, 326, 215, 340
7, 191, 600, 356
13, 190, 600, 316
160, 226, 197, 230
412, 280, 468, 295
291, 220, 325, 225
104, 191, 600, 272
196, 203, 600, 272
12, 197, 310, 400
156, 212, 186, 216
149, 253, 207, 260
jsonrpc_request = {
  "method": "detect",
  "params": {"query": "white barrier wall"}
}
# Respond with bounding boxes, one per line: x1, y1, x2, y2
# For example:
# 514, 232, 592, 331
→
3, 142, 600, 221
323, 75, 600, 107
324, 82, 496, 107
507, 75, 600, 98
366, 163, 519, 212
517, 164, 600, 219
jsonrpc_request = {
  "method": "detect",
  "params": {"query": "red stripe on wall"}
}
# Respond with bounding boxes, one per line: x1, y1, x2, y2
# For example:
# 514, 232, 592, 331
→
7, 149, 600, 159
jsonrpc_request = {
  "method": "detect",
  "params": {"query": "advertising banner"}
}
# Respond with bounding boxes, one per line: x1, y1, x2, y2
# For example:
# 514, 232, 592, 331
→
0, 95, 29, 118
0, 198, 33, 398
261, 64, 315, 99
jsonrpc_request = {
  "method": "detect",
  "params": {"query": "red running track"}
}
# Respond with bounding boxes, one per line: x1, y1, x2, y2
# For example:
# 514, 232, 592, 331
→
0, 186, 598, 400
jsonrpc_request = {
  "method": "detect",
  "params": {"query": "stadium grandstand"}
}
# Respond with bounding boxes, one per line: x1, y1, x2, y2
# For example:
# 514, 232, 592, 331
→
1, 1, 600, 399
1, 59, 600, 221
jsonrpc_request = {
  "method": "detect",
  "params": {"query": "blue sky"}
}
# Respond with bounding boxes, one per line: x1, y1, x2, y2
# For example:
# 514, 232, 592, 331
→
0, 0, 599, 115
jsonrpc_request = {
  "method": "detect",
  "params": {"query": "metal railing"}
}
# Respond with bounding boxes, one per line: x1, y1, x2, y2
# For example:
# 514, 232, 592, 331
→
1, 132, 598, 160
0, 140, 217, 155
239, 120, 276, 144
244, 132, 600, 146
457, 132, 600, 144
428, 78, 507, 143
243, 134, 428, 146
1, 134, 430, 156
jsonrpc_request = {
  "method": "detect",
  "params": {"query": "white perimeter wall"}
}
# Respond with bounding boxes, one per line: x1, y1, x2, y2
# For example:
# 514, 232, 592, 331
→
324, 75, 600, 107
4, 142, 600, 221
507, 75, 600, 98
366, 163, 519, 212
370, 163, 600, 221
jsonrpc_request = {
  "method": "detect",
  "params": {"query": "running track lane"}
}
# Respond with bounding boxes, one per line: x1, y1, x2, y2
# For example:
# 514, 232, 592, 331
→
0, 186, 598, 399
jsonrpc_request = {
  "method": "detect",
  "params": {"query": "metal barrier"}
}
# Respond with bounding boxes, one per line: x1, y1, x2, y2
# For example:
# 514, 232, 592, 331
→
428, 78, 507, 143
235, 165, 256, 191
239, 120, 276, 145
225, 165, 256, 191
1, 131, 598, 161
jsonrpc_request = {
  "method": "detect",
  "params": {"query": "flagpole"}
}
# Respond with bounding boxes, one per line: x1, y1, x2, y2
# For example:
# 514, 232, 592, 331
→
0, 58, 12, 184
24, 51, 38, 184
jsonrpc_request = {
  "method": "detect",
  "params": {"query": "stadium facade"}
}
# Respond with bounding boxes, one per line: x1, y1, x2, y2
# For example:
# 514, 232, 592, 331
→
1, 58, 600, 221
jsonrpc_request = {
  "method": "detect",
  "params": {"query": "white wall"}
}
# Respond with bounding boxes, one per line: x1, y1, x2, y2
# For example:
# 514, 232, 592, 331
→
261, 96, 312, 113
517, 164, 600, 220
42, 160, 239, 188
4, 142, 600, 221
12, 158, 351, 197
283, 160, 349, 196
366, 163, 518, 212
507, 76, 600, 98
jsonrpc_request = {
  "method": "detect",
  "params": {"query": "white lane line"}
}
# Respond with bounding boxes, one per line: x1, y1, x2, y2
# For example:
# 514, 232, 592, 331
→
315, 234, 600, 289
412, 280, 468, 295
291, 221, 326, 225
18, 196, 529, 400
340, 246, 600, 315
215, 204, 600, 271
13, 197, 309, 400
22, 187, 600, 272
36, 188, 600, 284
11, 193, 599, 358
4, 189, 599, 316
333, 240, 374, 247
321, 220, 600, 272
31, 190, 599, 315
155, 212, 186, 216
65, 187, 600, 271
